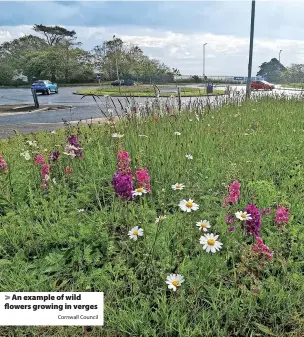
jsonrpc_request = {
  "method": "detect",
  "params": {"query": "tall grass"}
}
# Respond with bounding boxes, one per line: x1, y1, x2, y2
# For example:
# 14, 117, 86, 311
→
0, 93, 303, 336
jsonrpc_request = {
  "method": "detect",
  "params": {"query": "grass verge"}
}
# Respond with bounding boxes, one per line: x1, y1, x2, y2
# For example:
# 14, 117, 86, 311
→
0, 95, 303, 336
75, 85, 224, 97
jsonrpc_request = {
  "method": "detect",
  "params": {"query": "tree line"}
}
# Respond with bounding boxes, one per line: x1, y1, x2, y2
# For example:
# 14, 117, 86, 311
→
0, 24, 180, 86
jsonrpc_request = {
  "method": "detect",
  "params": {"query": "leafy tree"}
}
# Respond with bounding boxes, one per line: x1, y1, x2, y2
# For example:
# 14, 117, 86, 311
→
280, 64, 304, 84
256, 58, 286, 83
33, 24, 76, 46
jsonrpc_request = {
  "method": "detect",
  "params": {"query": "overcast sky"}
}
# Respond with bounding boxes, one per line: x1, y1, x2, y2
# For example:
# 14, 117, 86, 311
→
1, 1, 304, 76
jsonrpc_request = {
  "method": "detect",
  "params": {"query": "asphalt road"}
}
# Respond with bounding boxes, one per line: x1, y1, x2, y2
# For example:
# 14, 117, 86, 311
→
0, 85, 302, 126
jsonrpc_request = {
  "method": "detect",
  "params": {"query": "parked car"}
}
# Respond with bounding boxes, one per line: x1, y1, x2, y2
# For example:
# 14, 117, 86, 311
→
111, 79, 137, 86
31, 80, 58, 94
111, 80, 124, 86
251, 80, 275, 90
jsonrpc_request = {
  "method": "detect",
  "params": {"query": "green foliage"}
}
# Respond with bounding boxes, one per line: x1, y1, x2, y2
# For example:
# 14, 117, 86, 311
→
0, 96, 303, 336
257, 58, 286, 83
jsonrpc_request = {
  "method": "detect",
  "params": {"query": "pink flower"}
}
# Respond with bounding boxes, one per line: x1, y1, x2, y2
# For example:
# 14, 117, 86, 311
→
111, 170, 134, 200
0, 154, 8, 173
135, 168, 151, 193
223, 180, 241, 206
65, 166, 73, 176
275, 205, 290, 224
41, 164, 50, 190
34, 154, 45, 166
245, 204, 261, 237
117, 151, 131, 172
252, 237, 273, 261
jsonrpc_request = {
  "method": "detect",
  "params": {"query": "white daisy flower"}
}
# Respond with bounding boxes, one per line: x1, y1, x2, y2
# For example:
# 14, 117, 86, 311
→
172, 183, 185, 191
138, 135, 148, 138
185, 154, 193, 160
26, 140, 38, 147
196, 220, 211, 232
128, 226, 144, 241
174, 132, 181, 136
77, 209, 85, 213
179, 199, 199, 212
166, 274, 184, 292
20, 150, 31, 161
235, 211, 252, 221
199, 233, 223, 253
155, 215, 167, 223
132, 187, 148, 196
112, 133, 124, 138
51, 130, 56, 134
52, 178, 57, 185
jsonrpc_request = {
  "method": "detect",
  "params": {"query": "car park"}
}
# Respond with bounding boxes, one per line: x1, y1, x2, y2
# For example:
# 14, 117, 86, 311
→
31, 80, 58, 94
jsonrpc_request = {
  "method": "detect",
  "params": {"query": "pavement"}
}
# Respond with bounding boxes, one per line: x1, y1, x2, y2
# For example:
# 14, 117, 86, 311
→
0, 85, 303, 138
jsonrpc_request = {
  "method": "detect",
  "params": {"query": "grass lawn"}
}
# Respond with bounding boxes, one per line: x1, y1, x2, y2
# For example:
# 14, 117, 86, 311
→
283, 83, 304, 89
75, 85, 224, 97
0, 95, 303, 336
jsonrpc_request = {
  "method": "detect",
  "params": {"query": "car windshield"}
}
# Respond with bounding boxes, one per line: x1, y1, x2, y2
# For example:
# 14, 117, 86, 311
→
34, 80, 46, 84
261, 81, 269, 84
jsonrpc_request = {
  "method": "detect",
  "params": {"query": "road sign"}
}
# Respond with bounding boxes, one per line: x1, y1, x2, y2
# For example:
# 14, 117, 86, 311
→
234, 77, 244, 81
96, 74, 101, 80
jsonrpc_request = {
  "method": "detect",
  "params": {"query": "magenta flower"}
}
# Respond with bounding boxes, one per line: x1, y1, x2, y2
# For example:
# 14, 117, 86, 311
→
49, 151, 60, 162
65, 135, 83, 159
111, 170, 134, 200
261, 207, 272, 216
252, 237, 273, 261
34, 154, 45, 166
223, 180, 241, 206
245, 204, 261, 237
0, 154, 8, 173
275, 205, 290, 224
135, 168, 151, 193
41, 164, 50, 190
117, 151, 131, 172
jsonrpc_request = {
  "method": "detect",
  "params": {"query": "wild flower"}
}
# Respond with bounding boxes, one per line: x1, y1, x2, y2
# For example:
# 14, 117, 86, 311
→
261, 207, 272, 216
235, 211, 252, 221
155, 215, 167, 223
132, 187, 148, 196
34, 154, 45, 166
275, 205, 290, 224
223, 180, 241, 206
252, 237, 273, 261
185, 154, 193, 160
49, 151, 60, 162
112, 133, 124, 138
199, 233, 223, 253
117, 151, 131, 171
166, 274, 184, 292
112, 170, 134, 200
65, 166, 73, 176
26, 140, 38, 148
128, 226, 144, 241
174, 132, 181, 136
20, 150, 31, 161
135, 168, 151, 193
245, 204, 261, 237
179, 199, 199, 212
64, 135, 83, 159
196, 220, 211, 232
0, 154, 8, 173
172, 183, 185, 190
41, 164, 50, 190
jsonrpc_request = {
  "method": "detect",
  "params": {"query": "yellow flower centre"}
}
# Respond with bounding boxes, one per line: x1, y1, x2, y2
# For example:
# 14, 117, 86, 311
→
133, 231, 139, 236
207, 239, 215, 246
137, 188, 143, 193
186, 201, 193, 208
172, 280, 179, 287
201, 223, 207, 228
241, 213, 247, 219
176, 184, 181, 189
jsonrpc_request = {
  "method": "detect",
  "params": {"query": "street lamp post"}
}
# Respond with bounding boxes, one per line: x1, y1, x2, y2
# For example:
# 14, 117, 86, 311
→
246, 0, 256, 99
203, 42, 207, 87
279, 49, 282, 63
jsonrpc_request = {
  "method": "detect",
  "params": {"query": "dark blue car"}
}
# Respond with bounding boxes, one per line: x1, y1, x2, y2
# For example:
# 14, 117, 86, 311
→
31, 80, 58, 95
